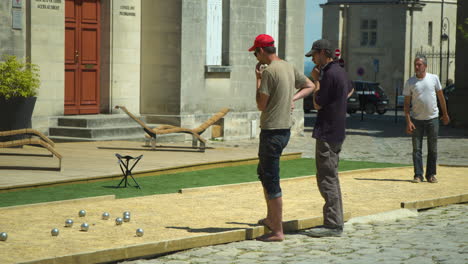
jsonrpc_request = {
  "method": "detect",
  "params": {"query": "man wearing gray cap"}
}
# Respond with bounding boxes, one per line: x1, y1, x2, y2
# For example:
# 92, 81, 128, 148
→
304, 39, 353, 237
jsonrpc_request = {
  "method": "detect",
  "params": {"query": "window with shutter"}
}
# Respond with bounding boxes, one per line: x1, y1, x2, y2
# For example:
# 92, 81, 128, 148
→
206, 0, 222, 65
266, 0, 279, 49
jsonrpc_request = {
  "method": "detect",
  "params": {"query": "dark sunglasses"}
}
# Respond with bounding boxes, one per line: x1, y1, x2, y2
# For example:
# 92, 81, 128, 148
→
253, 48, 262, 57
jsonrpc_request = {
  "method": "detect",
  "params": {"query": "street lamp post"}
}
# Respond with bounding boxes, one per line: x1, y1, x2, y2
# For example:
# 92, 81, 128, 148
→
441, 17, 450, 86
439, 0, 444, 81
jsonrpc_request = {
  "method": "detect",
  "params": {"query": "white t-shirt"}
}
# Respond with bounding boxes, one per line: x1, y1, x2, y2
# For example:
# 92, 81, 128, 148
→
403, 73, 441, 120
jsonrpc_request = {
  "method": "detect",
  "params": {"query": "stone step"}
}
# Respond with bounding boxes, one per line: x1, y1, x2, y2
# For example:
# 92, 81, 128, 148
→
57, 114, 142, 128
49, 114, 188, 143
49, 133, 185, 143
49, 125, 144, 139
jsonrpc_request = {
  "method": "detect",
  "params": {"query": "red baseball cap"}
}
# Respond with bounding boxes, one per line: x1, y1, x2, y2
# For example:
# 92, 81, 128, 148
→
248, 34, 275, 51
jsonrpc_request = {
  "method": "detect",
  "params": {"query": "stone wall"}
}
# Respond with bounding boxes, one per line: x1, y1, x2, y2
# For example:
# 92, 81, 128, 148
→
108, 0, 142, 115
140, 0, 180, 119
0, 1, 25, 58
29, 0, 65, 133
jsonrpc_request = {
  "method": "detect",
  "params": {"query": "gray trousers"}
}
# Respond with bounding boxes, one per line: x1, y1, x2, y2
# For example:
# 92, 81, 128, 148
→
411, 118, 439, 178
315, 139, 344, 228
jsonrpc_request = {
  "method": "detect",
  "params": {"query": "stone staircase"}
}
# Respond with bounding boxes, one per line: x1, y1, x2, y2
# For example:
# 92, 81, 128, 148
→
48, 114, 184, 142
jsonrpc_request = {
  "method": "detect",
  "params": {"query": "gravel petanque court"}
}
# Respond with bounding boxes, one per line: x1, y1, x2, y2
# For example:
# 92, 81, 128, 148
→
0, 166, 467, 264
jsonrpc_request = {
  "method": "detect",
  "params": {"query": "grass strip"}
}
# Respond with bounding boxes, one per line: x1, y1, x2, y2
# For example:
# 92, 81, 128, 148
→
0, 158, 406, 208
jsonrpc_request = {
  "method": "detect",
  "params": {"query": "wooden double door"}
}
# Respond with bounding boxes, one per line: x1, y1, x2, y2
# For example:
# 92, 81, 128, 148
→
65, 0, 100, 115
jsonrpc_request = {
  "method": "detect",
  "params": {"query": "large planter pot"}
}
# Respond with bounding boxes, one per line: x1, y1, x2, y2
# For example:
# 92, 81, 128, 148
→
0, 96, 37, 142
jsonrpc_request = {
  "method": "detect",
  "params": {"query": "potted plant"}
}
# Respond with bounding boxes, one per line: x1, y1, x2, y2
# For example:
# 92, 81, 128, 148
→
0, 55, 40, 141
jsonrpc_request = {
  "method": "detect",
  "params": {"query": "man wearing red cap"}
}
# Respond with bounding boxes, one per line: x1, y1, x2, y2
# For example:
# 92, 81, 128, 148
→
249, 34, 316, 242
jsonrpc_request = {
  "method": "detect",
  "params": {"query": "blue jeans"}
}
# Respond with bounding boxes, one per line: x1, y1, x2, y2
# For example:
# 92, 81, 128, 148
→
411, 118, 439, 178
257, 129, 290, 200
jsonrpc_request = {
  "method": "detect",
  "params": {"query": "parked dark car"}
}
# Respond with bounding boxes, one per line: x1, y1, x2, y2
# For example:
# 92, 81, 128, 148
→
353, 81, 389, 115
303, 89, 360, 114
346, 89, 360, 114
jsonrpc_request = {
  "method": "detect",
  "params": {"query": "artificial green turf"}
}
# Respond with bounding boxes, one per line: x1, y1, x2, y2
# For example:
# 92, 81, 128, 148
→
0, 158, 407, 208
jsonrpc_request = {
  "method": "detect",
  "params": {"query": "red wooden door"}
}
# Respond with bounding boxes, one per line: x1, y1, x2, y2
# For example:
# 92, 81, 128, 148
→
65, 0, 100, 115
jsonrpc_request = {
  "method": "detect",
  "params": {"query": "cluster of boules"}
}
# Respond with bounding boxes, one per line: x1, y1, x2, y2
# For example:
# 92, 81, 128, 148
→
1, 209, 145, 241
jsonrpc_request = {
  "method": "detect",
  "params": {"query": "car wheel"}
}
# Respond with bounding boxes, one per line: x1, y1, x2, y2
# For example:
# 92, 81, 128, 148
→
365, 103, 376, 115
377, 109, 386, 115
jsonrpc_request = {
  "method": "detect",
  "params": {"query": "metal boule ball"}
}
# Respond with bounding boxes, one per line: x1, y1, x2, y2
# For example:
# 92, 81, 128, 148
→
80, 223, 89, 231
65, 219, 74, 227
0, 232, 7, 241
102, 212, 110, 220
136, 228, 144, 237
123, 215, 131, 222
78, 210, 86, 217
115, 217, 123, 225
51, 228, 59, 236
123, 211, 131, 217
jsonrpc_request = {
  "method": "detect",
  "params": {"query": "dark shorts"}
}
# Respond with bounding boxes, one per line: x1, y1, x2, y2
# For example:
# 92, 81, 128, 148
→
257, 129, 290, 200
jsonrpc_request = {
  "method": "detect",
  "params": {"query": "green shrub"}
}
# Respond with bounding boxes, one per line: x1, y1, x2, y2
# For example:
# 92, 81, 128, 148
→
0, 55, 40, 99
458, 18, 468, 41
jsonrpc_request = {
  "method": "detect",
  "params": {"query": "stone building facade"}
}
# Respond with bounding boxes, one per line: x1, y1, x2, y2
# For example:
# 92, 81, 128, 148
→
0, 0, 307, 140
321, 0, 457, 105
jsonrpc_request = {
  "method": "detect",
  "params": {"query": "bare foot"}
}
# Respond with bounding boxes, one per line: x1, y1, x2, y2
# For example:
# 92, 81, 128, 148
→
255, 232, 284, 242
257, 218, 273, 230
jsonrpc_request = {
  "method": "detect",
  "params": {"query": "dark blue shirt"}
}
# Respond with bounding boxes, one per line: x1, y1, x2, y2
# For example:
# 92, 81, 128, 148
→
313, 61, 353, 143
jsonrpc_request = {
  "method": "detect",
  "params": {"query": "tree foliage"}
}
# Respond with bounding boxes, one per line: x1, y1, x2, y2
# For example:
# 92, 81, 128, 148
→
458, 18, 468, 41
0, 55, 40, 99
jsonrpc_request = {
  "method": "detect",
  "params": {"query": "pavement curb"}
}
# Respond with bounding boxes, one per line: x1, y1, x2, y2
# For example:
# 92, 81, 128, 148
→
401, 193, 468, 210
345, 209, 418, 226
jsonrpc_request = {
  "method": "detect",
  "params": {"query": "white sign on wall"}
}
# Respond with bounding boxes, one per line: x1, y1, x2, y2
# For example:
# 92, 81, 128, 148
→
12, 0, 22, 8
12, 9, 22, 29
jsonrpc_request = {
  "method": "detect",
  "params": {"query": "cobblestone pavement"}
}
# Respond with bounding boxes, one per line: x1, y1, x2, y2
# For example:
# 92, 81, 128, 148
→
118, 113, 468, 264
214, 112, 468, 166
119, 204, 468, 264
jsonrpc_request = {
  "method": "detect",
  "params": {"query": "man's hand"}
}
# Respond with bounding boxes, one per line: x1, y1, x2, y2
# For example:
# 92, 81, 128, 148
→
255, 62, 264, 80
440, 114, 450, 125
406, 121, 416, 135
311, 66, 320, 82
436, 90, 450, 125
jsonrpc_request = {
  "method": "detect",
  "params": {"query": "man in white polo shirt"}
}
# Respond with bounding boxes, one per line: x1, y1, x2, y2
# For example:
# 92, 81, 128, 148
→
403, 55, 450, 183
